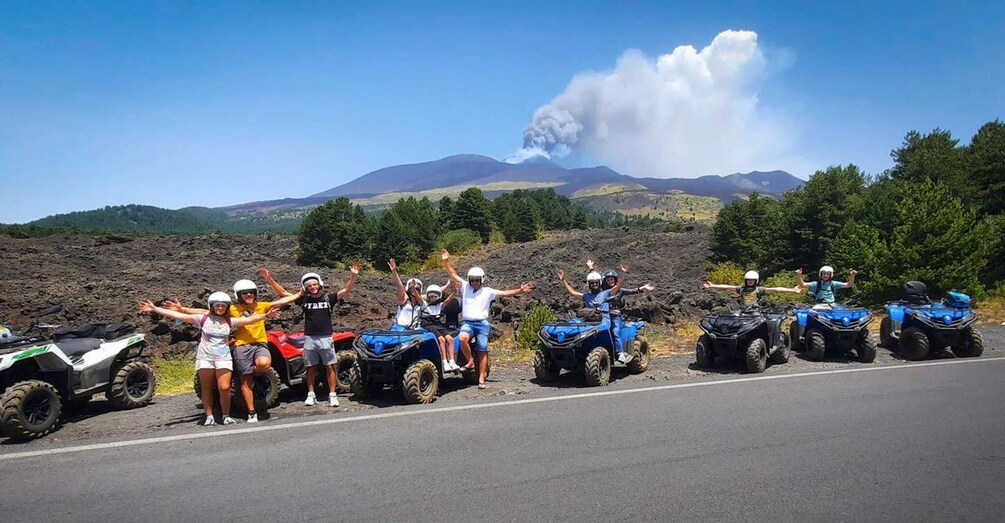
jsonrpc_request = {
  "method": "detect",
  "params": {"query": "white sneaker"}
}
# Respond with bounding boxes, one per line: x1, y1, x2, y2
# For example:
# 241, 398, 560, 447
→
442, 360, 450, 372
329, 393, 340, 407
247, 412, 258, 423
617, 352, 632, 364
449, 360, 461, 372
222, 416, 237, 425
305, 392, 317, 406
203, 415, 216, 426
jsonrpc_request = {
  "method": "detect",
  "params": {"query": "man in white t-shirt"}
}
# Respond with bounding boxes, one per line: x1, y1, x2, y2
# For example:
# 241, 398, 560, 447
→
442, 249, 533, 389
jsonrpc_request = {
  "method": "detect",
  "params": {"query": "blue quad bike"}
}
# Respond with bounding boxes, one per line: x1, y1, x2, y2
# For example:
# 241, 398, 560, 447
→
350, 326, 475, 404
789, 305, 876, 363
879, 281, 982, 361
695, 305, 789, 373
534, 314, 650, 387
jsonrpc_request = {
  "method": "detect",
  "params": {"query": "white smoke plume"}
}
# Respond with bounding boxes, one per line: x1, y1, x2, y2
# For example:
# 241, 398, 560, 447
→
511, 30, 800, 177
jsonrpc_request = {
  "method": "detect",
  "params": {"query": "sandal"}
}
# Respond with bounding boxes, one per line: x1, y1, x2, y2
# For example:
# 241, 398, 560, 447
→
478, 383, 488, 390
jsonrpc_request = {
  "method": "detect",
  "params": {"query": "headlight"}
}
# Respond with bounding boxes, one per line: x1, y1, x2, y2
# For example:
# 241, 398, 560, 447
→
700, 319, 712, 331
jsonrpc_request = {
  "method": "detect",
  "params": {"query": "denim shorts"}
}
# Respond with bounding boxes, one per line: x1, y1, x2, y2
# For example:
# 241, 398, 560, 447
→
459, 320, 491, 352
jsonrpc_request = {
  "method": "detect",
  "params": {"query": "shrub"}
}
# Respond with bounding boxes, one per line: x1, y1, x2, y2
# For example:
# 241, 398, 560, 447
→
516, 306, 556, 351
440, 228, 482, 255
706, 262, 746, 285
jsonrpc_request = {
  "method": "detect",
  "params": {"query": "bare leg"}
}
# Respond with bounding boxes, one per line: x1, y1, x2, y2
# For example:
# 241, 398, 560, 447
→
239, 374, 255, 411
477, 351, 490, 386
216, 369, 232, 416
254, 355, 272, 375
445, 334, 455, 360
326, 364, 338, 392
437, 336, 448, 361
306, 365, 316, 394
198, 368, 216, 418
458, 332, 474, 370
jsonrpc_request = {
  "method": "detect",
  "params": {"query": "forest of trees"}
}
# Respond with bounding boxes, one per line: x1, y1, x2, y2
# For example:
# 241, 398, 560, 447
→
709, 120, 1005, 304
296, 187, 664, 270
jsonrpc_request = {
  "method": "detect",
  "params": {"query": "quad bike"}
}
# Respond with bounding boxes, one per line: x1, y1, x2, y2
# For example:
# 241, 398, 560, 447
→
789, 303, 876, 363
534, 313, 650, 387
695, 304, 789, 373
880, 281, 982, 361
1, 306, 155, 440
193, 327, 357, 410
351, 326, 475, 404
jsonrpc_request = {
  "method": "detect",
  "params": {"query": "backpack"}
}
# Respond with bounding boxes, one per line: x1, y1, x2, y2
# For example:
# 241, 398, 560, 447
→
812, 280, 835, 302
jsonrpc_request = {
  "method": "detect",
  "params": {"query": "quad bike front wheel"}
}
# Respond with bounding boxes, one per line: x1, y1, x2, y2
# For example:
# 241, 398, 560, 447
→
951, 327, 983, 358
584, 347, 611, 386
856, 329, 877, 363
695, 335, 715, 369
533, 346, 560, 382
402, 359, 439, 404
109, 361, 157, 409
1, 380, 62, 440
626, 338, 651, 374
899, 327, 930, 361
745, 338, 767, 373
806, 329, 826, 361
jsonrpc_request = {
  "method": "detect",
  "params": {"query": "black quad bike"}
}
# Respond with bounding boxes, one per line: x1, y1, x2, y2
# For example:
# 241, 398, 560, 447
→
695, 305, 790, 373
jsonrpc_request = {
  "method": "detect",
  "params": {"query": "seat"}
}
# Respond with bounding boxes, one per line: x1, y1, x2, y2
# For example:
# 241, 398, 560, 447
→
54, 337, 104, 358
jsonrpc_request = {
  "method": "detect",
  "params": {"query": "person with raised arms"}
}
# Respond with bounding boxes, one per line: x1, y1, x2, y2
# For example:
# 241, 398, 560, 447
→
441, 249, 534, 390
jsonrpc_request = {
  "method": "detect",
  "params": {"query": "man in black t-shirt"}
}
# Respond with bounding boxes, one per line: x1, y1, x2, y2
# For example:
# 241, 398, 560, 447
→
261, 264, 360, 407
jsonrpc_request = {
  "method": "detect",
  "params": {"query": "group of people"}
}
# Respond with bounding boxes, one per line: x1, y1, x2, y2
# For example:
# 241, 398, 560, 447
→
702, 265, 858, 307
142, 254, 839, 427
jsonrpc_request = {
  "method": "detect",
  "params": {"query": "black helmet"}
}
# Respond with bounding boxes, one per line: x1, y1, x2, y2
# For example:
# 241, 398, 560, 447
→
601, 270, 619, 290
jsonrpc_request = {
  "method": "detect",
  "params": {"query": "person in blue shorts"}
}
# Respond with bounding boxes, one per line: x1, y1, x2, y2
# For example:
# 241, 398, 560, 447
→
441, 249, 534, 390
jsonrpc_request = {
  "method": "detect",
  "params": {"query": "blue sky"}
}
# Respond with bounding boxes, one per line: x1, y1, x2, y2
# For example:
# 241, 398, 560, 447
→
1, 1, 1002, 223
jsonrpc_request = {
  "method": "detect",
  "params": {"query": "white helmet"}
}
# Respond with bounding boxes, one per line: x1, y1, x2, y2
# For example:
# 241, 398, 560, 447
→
405, 278, 424, 292
743, 270, 760, 282
208, 292, 232, 307
301, 272, 324, 289
467, 267, 486, 279
426, 284, 443, 297
232, 279, 258, 300
819, 265, 834, 277
586, 271, 602, 283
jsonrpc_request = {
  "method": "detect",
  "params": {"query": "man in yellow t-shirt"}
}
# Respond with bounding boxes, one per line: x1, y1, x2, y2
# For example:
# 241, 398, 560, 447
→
168, 279, 302, 422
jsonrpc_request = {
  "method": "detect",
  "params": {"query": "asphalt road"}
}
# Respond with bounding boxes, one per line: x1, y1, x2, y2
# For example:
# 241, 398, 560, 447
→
2, 357, 1004, 522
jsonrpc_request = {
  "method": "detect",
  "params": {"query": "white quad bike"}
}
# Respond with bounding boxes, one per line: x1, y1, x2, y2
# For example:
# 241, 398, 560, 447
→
0, 306, 156, 440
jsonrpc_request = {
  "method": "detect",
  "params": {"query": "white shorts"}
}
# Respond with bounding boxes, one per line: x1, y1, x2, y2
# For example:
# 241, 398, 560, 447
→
196, 359, 234, 371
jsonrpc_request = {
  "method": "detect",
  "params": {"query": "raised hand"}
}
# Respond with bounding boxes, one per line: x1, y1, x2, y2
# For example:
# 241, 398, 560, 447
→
520, 282, 535, 294
795, 268, 803, 276
266, 308, 281, 319
640, 283, 655, 292
350, 262, 361, 275
441, 249, 450, 261
621, 262, 631, 273
702, 281, 712, 289
137, 300, 155, 313
161, 298, 183, 311
586, 259, 594, 270
558, 269, 566, 281
850, 269, 858, 277
388, 258, 397, 272
257, 267, 272, 280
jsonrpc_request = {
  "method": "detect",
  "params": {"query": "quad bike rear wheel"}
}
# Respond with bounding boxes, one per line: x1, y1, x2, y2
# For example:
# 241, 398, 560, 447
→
402, 359, 438, 404
626, 338, 651, 374
806, 329, 826, 361
695, 335, 715, 369
1, 380, 62, 440
745, 338, 767, 373
879, 317, 894, 348
109, 361, 156, 409
584, 347, 611, 386
856, 329, 877, 363
951, 327, 983, 358
533, 346, 560, 382
769, 331, 791, 364
899, 327, 930, 361
335, 350, 356, 394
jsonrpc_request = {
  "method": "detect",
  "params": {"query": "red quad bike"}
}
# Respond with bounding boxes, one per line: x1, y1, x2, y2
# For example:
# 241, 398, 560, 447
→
194, 327, 357, 411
